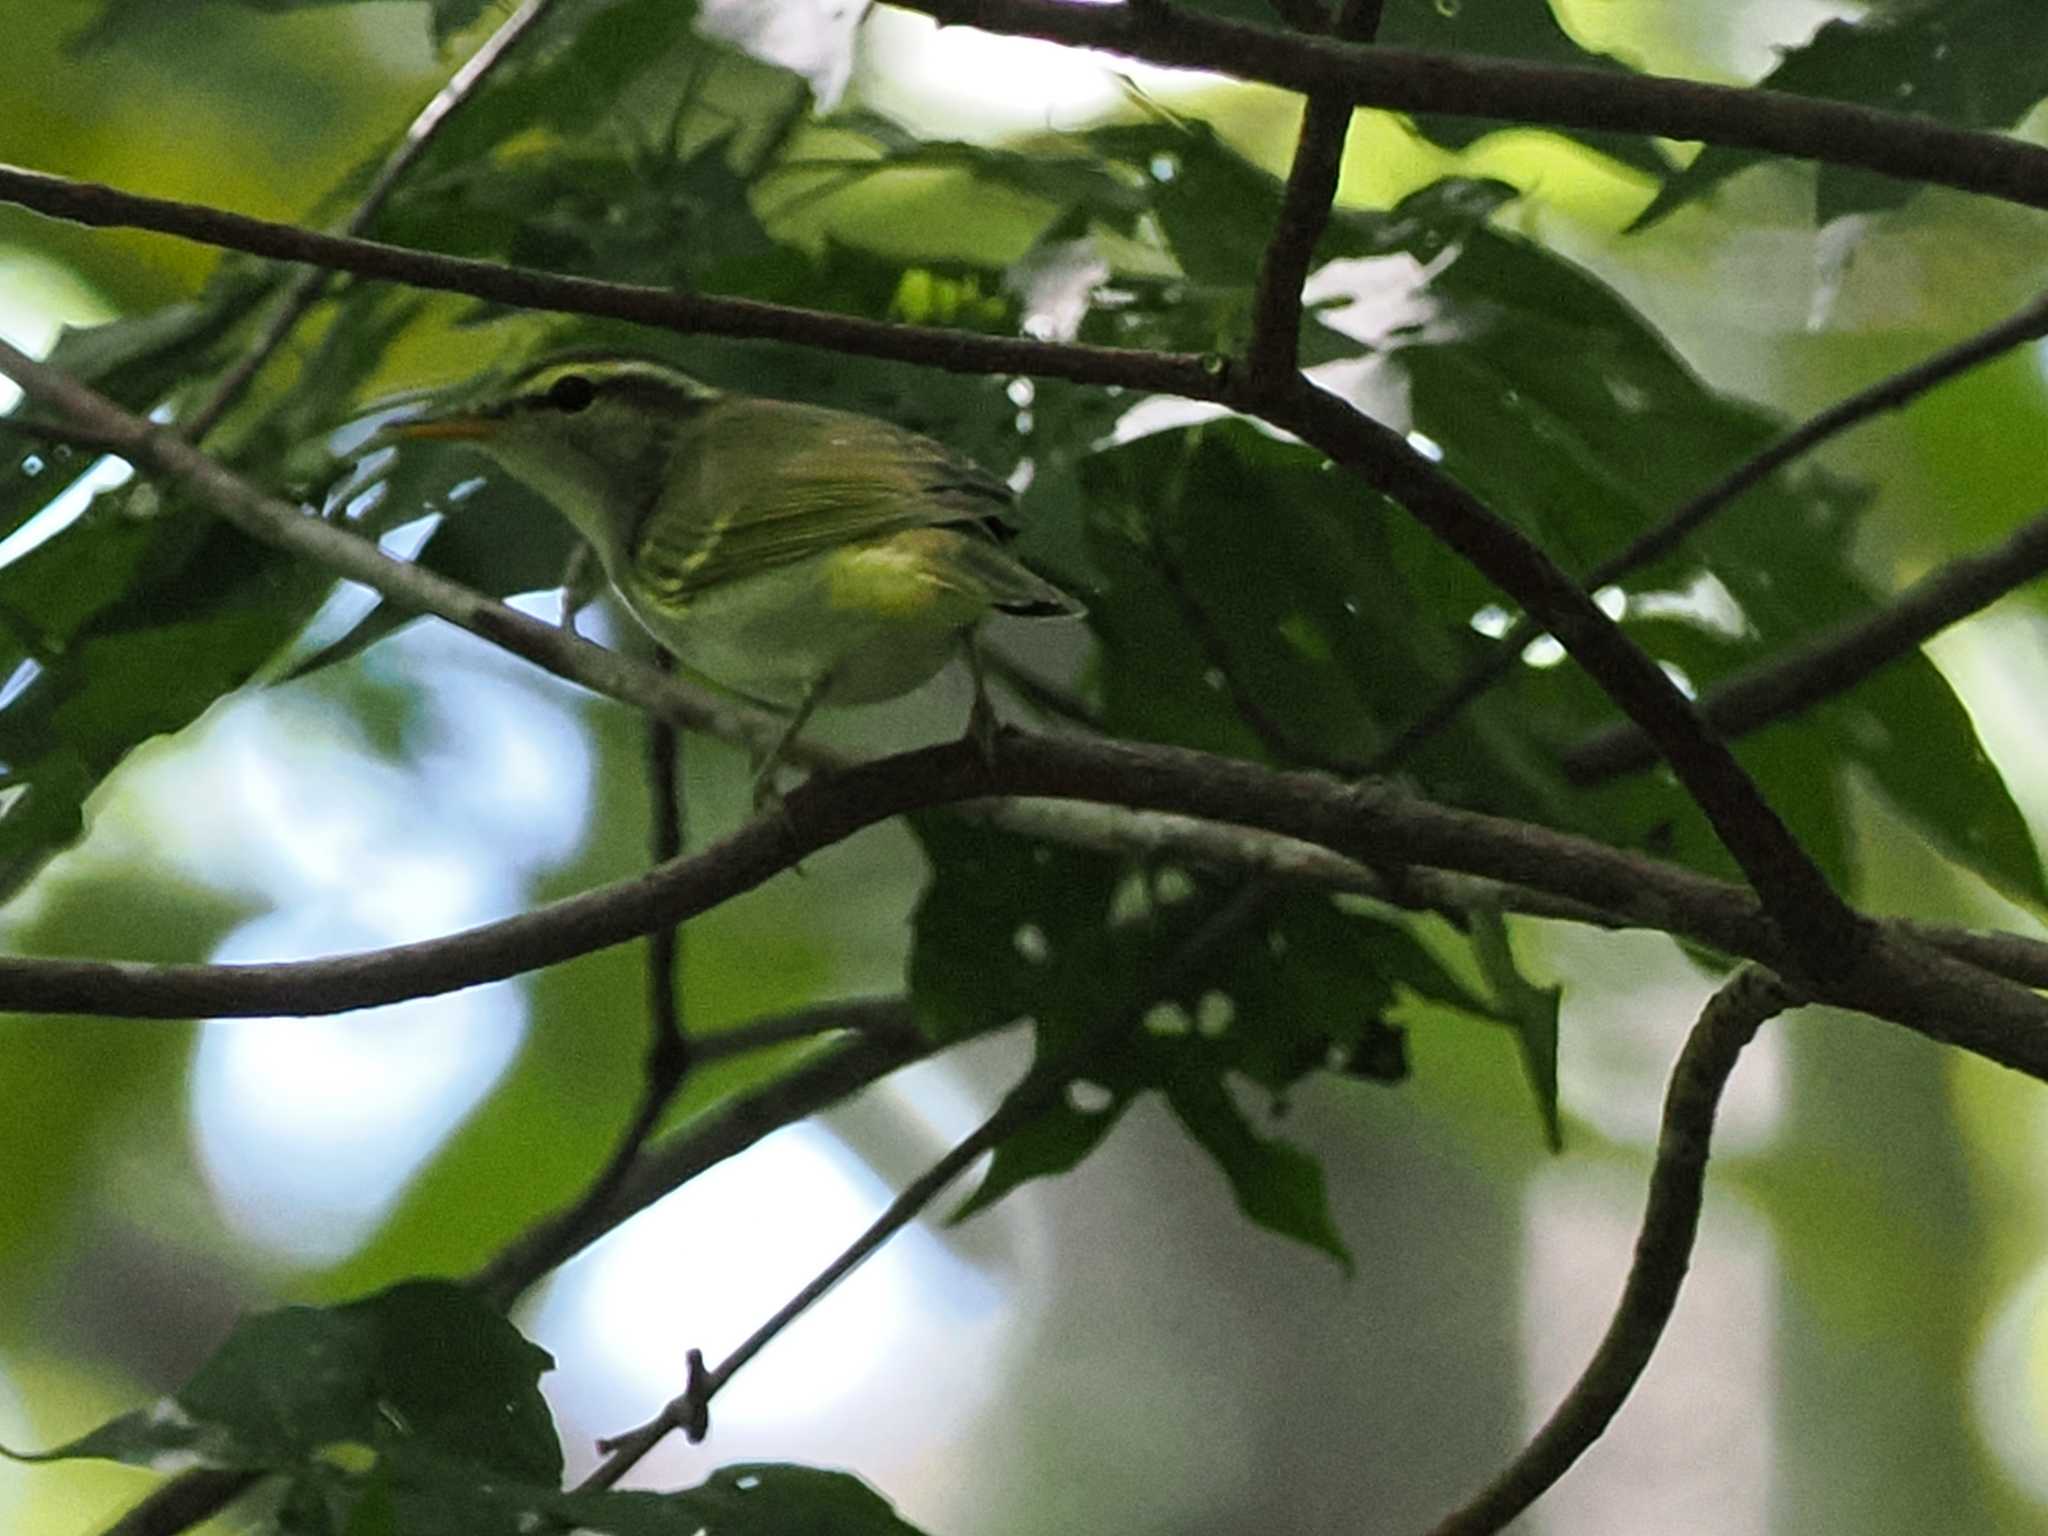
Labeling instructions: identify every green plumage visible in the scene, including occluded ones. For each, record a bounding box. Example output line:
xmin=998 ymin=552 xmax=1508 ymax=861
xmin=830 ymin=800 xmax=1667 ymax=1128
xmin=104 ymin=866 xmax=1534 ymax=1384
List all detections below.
xmin=399 ymin=355 xmax=1080 ymax=748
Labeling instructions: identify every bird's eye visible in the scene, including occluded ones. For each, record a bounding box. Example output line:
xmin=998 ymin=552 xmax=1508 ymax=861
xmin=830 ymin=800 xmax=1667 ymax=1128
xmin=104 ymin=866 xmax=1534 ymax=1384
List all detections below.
xmin=545 ymin=374 xmax=597 ymax=413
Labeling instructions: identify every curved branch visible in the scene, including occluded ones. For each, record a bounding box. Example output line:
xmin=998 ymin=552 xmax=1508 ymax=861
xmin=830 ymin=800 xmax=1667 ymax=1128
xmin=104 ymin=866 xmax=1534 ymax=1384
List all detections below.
xmin=1378 ymin=286 xmax=2048 ymax=770
xmin=1564 ymin=505 xmax=2048 ymax=782
xmin=1424 ymin=965 xmax=1793 ymax=1536
xmin=0 ymin=726 xmax=2043 ymax=1079
xmin=899 ymin=0 xmax=2048 ymax=213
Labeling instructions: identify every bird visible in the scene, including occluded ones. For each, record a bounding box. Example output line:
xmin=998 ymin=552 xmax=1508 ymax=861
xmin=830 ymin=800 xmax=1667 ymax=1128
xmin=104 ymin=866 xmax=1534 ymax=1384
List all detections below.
xmin=392 ymin=354 xmax=1081 ymax=797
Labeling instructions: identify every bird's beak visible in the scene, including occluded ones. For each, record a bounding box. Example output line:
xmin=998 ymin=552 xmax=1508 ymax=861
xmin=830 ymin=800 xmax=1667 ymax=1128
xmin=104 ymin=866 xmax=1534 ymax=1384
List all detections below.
xmin=390 ymin=414 xmax=496 ymax=443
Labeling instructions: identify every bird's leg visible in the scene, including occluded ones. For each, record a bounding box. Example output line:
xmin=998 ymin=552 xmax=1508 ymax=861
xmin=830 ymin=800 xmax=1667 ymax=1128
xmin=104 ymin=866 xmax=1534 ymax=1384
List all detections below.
xmin=750 ymin=670 xmax=833 ymax=814
xmin=963 ymin=631 xmax=999 ymax=766
xmin=558 ymin=541 xmax=601 ymax=636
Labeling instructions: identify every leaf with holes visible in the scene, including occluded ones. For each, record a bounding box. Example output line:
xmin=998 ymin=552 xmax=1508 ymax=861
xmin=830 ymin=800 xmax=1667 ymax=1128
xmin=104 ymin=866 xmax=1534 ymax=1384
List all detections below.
xmin=912 ymin=815 xmax=1504 ymax=1260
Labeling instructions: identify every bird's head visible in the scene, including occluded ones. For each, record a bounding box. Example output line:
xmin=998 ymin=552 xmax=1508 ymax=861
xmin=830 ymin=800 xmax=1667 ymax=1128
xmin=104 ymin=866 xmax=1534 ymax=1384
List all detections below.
xmin=387 ymin=355 xmax=722 ymax=540
xmin=394 ymin=354 xmax=721 ymax=471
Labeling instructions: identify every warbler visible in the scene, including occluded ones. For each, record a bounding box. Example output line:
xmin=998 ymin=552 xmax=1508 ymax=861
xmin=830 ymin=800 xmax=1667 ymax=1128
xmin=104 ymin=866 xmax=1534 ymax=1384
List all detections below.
xmin=393 ymin=355 xmax=1081 ymax=790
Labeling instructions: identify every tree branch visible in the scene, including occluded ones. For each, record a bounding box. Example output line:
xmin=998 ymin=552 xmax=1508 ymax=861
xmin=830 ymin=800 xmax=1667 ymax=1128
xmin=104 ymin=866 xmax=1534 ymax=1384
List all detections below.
xmin=1250 ymin=375 xmax=1868 ymax=987
xmin=0 ymin=723 xmax=2041 ymax=1080
xmin=581 ymin=1081 xmax=1037 ymax=1486
xmin=1423 ymin=965 xmax=1793 ymax=1536
xmin=1244 ymin=0 xmax=1386 ymax=390
xmin=1563 ymin=505 xmax=2048 ymax=783
xmin=898 ymin=0 xmax=2048 ymax=213
xmin=6 ymin=344 xmax=2044 ymax=1079
xmin=1377 ymin=285 xmax=2048 ymax=770
xmin=0 ymin=162 xmax=1219 ymax=398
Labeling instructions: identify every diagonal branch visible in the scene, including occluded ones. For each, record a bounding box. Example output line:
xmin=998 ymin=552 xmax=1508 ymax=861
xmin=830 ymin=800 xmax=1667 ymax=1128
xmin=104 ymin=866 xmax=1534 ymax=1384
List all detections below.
xmin=899 ymin=0 xmax=2048 ymax=213
xmin=1376 ymin=286 xmax=2048 ymax=770
xmin=472 ymin=1000 xmax=926 ymax=1309
xmin=1563 ymin=505 xmax=2048 ymax=783
xmin=579 ymin=1082 xmax=1041 ymax=1487
xmin=1250 ymin=375 xmax=1869 ymax=988
xmin=1423 ymin=964 xmax=1793 ymax=1536
xmin=0 ymin=334 xmax=782 ymax=752
xmin=0 ymin=161 xmax=1218 ymax=398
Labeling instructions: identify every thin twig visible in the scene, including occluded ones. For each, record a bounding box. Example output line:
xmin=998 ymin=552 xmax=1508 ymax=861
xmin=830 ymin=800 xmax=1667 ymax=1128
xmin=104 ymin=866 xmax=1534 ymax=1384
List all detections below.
xmin=579 ymin=1084 xmax=1042 ymax=1487
xmin=1423 ymin=965 xmax=1793 ymax=1536
xmin=896 ymin=0 xmax=2048 ymax=213
xmin=1377 ymin=287 xmax=2048 ymax=770
xmin=1245 ymin=0 xmax=1386 ymax=390
xmin=182 ymin=0 xmax=564 ymax=442
xmin=643 ymin=661 xmax=692 ymax=1083
xmin=1563 ymin=504 xmax=2048 ymax=783
xmin=472 ymin=1003 xmax=925 ymax=1308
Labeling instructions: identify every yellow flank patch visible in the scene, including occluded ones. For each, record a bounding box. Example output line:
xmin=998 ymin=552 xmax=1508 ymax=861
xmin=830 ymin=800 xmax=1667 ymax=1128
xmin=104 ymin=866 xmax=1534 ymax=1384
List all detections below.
xmin=824 ymin=532 xmax=960 ymax=621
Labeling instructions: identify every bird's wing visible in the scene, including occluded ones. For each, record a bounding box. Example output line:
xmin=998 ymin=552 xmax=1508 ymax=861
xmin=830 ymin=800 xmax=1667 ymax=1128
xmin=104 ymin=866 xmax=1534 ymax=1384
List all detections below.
xmin=632 ymin=398 xmax=1013 ymax=600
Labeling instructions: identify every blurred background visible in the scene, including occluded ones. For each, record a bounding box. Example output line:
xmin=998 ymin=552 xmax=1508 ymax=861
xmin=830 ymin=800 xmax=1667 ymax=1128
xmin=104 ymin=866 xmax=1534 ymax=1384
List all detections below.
xmin=4 ymin=1 xmax=2048 ymax=1532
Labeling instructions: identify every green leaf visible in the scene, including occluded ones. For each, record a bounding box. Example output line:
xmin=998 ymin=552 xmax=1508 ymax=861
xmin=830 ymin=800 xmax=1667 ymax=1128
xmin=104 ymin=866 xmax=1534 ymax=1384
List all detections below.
xmin=1631 ymin=0 xmax=2048 ymax=229
xmin=1466 ymin=905 xmax=1562 ymax=1151
xmin=1164 ymin=1072 xmax=1353 ymax=1269
xmin=16 ymin=1281 xmax=559 ymax=1481
xmin=911 ymin=816 xmax=1493 ymax=1260
xmin=949 ymin=1099 xmax=1127 ymax=1227
xmin=350 ymin=1456 xmax=934 ymax=1536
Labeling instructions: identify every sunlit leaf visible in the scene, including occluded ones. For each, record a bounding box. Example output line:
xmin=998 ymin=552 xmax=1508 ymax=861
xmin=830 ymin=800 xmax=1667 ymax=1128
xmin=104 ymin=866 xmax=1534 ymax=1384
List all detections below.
xmin=1631 ymin=0 xmax=2048 ymax=228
